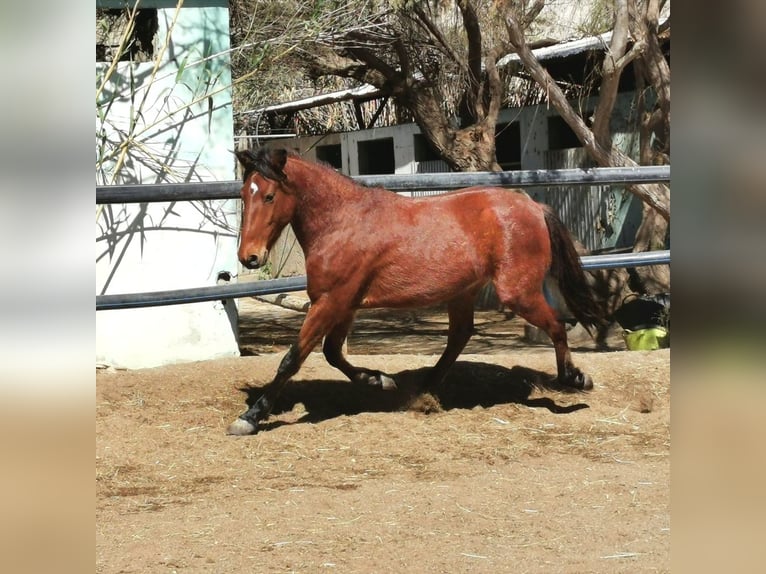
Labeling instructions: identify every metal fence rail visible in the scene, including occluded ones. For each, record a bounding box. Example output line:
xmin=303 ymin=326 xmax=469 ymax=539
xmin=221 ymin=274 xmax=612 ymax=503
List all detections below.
xmin=96 ymin=165 xmax=670 ymax=204
xmin=97 ymin=276 xmax=308 ymax=311
xmin=96 ymin=250 xmax=670 ymax=311
xmin=96 ymin=165 xmax=670 ymax=310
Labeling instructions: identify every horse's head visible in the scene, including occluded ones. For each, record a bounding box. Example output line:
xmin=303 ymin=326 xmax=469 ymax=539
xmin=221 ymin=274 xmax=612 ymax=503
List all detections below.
xmin=234 ymin=147 xmax=297 ymax=270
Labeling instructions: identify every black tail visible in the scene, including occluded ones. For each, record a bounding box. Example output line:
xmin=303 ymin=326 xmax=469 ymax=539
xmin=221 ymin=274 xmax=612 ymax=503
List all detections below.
xmin=543 ymin=206 xmax=604 ymax=334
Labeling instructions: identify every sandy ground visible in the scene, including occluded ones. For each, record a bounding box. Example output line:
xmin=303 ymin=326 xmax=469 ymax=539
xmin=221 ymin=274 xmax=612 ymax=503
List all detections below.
xmin=96 ymin=299 xmax=670 ymax=573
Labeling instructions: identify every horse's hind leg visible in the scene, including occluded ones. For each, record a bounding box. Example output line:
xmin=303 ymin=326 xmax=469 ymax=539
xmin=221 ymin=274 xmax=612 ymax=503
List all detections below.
xmin=498 ymin=286 xmax=592 ymax=390
xmin=323 ymin=312 xmax=397 ymax=390
xmin=423 ymin=293 xmax=476 ymax=388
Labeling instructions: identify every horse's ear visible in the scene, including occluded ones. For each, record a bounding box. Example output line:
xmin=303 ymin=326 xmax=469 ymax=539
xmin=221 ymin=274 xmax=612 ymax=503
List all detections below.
xmin=234 ymin=149 xmax=258 ymax=178
xmin=235 ymin=147 xmax=287 ymax=182
xmin=234 ymin=149 xmax=256 ymax=168
xmin=264 ymin=148 xmax=288 ymax=182
xmin=259 ymin=148 xmax=287 ymax=182
xmin=269 ymin=148 xmax=288 ymax=170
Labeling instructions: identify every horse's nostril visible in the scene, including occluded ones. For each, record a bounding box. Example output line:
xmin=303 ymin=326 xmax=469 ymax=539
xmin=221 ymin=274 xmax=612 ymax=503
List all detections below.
xmin=247 ymin=254 xmax=260 ymax=268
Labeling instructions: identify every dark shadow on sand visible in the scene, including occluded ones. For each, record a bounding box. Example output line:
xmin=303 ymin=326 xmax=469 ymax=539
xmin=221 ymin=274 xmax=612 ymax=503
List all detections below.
xmin=239 ymin=361 xmax=589 ymax=431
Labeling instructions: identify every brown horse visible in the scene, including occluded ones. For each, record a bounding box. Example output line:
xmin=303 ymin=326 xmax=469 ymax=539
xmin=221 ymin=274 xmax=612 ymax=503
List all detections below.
xmin=228 ymin=147 xmax=603 ymax=435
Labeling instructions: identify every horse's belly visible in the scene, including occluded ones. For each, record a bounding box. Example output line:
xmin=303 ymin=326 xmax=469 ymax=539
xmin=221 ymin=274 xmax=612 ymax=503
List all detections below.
xmin=354 ymin=198 xmax=504 ymax=308
xmin=359 ymin=267 xmax=487 ymax=308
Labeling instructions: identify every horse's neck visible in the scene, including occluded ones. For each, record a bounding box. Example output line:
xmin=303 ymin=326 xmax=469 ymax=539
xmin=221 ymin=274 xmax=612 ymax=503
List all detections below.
xmin=287 ymin=159 xmax=365 ymax=252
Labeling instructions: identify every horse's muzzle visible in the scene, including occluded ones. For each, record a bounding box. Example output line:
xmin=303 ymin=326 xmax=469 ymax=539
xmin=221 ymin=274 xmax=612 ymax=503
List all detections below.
xmin=243 ymin=254 xmax=263 ymax=269
xmin=239 ymin=241 xmax=270 ymax=269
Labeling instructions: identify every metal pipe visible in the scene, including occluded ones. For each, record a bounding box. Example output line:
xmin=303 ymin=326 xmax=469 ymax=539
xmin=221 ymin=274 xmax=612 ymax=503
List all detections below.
xmin=356 ymin=165 xmax=670 ymax=192
xmin=96 ymin=180 xmax=241 ymax=204
xmin=96 ymin=251 xmax=670 ymax=310
xmin=97 ymin=276 xmax=307 ymax=311
xmin=96 ymin=165 xmax=670 ymax=204
xmin=580 ymin=249 xmax=670 ymax=270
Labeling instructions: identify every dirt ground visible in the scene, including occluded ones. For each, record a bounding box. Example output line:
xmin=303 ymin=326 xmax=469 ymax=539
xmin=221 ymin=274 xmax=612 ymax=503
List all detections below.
xmin=96 ymin=298 xmax=670 ymax=573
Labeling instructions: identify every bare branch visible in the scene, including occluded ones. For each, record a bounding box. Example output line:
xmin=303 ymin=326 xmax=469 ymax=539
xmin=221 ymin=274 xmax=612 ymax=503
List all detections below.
xmin=592 ymin=0 xmax=631 ymax=146
xmin=504 ymin=10 xmax=669 ymax=221
xmin=392 ymin=36 xmax=411 ymax=78
xmin=482 ymin=48 xmax=503 ymax=124
xmin=305 ymin=46 xmax=391 ymax=90
xmin=456 ymin=0 xmax=483 ymax=95
xmin=411 ymin=5 xmax=463 ymax=66
xmin=521 ymin=0 xmax=546 ymax=28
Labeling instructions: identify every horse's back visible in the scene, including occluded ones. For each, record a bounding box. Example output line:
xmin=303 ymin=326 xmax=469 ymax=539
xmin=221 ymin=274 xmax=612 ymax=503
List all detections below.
xmin=408 ymin=186 xmax=545 ymax=237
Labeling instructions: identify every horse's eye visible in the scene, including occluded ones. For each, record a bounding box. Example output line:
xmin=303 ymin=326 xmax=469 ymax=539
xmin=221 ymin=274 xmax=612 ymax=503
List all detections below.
xmin=264 ymin=193 xmax=275 ymax=204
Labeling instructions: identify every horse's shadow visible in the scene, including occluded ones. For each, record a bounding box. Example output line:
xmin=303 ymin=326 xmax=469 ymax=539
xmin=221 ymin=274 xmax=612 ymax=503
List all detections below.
xmin=239 ymin=361 xmax=589 ymax=431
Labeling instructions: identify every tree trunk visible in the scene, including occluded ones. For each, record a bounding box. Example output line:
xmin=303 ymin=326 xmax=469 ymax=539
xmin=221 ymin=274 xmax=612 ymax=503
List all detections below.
xmin=306 ymin=4 xmax=506 ymax=174
xmin=402 ymin=74 xmax=502 ymax=172
xmin=504 ymin=5 xmax=670 ymax=310
xmin=633 ymin=0 xmax=671 ymax=163
xmin=448 ymin=124 xmax=503 ymax=172
xmin=504 ymin=11 xmax=670 ymax=222
xmin=632 ymin=202 xmax=670 ymax=291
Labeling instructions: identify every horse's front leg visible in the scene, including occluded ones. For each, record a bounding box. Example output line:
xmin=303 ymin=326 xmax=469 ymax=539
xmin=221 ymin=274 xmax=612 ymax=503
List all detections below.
xmin=227 ymin=297 xmax=338 ymax=435
xmin=322 ymin=312 xmax=397 ymax=390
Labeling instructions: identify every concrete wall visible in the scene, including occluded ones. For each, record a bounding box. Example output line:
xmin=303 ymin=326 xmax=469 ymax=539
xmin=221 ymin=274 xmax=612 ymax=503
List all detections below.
xmin=96 ymin=0 xmax=239 ymax=368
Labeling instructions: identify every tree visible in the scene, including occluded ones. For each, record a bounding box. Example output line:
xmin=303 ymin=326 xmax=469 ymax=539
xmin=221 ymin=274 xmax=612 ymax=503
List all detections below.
xmin=504 ymin=1 xmax=669 ymax=216
xmin=230 ymin=0 xmax=671 ymax=300
xmin=299 ymin=0 xmax=516 ymax=171
xmin=230 ymin=0 xmax=519 ymax=171
xmin=502 ymin=0 xmax=670 ymax=301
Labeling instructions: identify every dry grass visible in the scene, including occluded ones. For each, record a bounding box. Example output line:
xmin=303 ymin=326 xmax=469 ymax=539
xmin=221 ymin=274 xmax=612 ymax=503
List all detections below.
xmin=97 ymin=335 xmax=669 ymax=573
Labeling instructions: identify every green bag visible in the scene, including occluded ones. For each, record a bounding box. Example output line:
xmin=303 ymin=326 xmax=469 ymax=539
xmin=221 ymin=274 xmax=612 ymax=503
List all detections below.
xmin=623 ymin=327 xmax=669 ymax=351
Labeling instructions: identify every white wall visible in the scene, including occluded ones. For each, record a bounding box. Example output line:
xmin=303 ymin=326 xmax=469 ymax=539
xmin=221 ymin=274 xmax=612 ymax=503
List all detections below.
xmin=96 ymin=1 xmax=239 ymax=369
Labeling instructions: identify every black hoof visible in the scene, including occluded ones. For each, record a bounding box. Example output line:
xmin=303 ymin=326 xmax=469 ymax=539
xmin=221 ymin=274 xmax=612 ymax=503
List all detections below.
xmin=227 ymin=417 xmax=257 ymax=435
xmin=227 ymin=395 xmax=271 ymax=435
xmin=353 ymin=371 xmax=397 ymax=390
xmin=564 ymin=371 xmax=593 ymax=391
